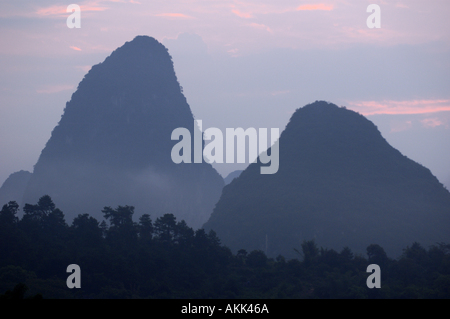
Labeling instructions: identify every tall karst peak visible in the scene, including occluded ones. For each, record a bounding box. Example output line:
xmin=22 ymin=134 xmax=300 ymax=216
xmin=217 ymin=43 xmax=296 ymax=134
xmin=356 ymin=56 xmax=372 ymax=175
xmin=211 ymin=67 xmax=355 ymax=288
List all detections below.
xmin=203 ymin=101 xmax=450 ymax=258
xmin=20 ymin=36 xmax=224 ymax=228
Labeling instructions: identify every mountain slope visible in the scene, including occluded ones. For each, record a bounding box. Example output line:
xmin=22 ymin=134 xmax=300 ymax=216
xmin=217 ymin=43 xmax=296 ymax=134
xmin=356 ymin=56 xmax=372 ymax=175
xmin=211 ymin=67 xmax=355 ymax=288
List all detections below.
xmin=0 ymin=171 xmax=32 ymax=206
xmin=21 ymin=36 xmax=224 ymax=228
xmin=223 ymin=170 xmax=243 ymax=185
xmin=203 ymin=101 xmax=450 ymax=258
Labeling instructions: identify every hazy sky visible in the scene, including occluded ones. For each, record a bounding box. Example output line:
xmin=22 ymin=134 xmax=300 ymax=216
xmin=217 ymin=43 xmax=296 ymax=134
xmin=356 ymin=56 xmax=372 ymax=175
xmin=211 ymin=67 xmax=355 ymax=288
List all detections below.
xmin=0 ymin=0 xmax=449 ymax=187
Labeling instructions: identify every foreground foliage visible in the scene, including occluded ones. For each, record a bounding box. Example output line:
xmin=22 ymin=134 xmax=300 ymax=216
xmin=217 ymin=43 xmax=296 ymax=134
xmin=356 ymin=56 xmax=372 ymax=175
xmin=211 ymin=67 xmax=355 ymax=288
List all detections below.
xmin=1 ymin=196 xmax=449 ymax=299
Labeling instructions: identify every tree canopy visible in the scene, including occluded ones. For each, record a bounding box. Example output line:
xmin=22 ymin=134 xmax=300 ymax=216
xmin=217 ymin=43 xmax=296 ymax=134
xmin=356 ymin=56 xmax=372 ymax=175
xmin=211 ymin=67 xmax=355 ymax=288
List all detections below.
xmin=1 ymin=196 xmax=449 ymax=299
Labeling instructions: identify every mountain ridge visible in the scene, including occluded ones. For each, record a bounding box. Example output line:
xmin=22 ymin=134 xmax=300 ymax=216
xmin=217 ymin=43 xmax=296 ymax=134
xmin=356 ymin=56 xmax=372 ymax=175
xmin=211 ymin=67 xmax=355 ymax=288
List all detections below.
xmin=203 ymin=101 xmax=450 ymax=258
xmin=19 ymin=35 xmax=224 ymax=228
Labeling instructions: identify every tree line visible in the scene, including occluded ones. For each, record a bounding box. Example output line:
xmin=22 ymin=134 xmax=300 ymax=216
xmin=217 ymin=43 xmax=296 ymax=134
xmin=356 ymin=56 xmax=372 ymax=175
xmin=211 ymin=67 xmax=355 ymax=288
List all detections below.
xmin=1 ymin=195 xmax=449 ymax=299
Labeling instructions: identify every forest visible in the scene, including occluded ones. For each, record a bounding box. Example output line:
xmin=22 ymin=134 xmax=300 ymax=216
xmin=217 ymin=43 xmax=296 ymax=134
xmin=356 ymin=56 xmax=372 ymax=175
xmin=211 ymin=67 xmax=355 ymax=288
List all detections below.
xmin=1 ymin=195 xmax=449 ymax=299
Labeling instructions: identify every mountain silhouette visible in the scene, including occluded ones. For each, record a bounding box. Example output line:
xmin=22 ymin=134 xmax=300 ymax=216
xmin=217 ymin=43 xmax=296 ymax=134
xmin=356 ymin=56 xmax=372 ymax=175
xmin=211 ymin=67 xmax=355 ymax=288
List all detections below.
xmin=444 ymin=175 xmax=450 ymax=192
xmin=0 ymin=171 xmax=32 ymax=207
xmin=20 ymin=36 xmax=224 ymax=228
xmin=203 ymin=101 xmax=450 ymax=258
xmin=223 ymin=170 xmax=243 ymax=185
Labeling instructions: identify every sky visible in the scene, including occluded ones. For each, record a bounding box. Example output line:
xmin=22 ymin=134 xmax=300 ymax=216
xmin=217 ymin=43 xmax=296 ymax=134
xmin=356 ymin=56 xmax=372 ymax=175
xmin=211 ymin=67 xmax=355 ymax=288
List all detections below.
xmin=0 ymin=0 xmax=449 ymax=188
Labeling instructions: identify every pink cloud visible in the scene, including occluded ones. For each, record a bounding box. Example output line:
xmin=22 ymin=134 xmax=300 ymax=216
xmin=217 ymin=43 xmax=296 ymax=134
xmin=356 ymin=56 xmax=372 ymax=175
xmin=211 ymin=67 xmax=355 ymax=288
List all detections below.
xmin=249 ymin=23 xmax=273 ymax=34
xmin=396 ymin=3 xmax=409 ymax=9
xmin=70 ymin=46 xmax=82 ymax=51
xmin=227 ymin=3 xmax=293 ymax=18
xmin=296 ymin=4 xmax=333 ymax=11
xmin=421 ymin=118 xmax=445 ymax=128
xmin=36 ymin=4 xmax=107 ymax=16
xmin=232 ymin=9 xmax=253 ymax=19
xmin=35 ymin=5 xmax=67 ymax=16
xmin=154 ymin=13 xmax=194 ymax=19
xmin=36 ymin=84 xmax=75 ymax=94
xmin=347 ymin=100 xmax=450 ymax=116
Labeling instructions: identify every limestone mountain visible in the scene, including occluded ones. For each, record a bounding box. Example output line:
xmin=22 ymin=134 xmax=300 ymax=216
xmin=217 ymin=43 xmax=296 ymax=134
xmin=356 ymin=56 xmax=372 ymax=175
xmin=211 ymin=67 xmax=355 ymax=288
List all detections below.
xmin=203 ymin=101 xmax=450 ymax=258
xmin=21 ymin=36 xmax=224 ymax=228
xmin=0 ymin=171 xmax=32 ymax=207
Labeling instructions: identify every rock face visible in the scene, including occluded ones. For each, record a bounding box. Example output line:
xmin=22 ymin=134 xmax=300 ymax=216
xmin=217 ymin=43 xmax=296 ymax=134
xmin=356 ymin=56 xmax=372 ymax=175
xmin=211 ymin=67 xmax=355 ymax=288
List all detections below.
xmin=203 ymin=101 xmax=450 ymax=258
xmin=21 ymin=36 xmax=224 ymax=228
xmin=0 ymin=171 xmax=32 ymax=207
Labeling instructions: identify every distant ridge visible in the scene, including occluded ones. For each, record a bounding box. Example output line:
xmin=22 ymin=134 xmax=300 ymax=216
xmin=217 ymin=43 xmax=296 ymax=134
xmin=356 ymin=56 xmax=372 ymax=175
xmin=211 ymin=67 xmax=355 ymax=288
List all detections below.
xmin=203 ymin=101 xmax=450 ymax=258
xmin=18 ymin=36 xmax=224 ymax=228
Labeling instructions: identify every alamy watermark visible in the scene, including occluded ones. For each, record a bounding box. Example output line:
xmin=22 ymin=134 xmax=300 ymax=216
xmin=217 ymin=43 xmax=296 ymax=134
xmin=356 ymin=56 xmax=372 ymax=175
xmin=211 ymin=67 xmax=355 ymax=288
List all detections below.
xmin=65 ymin=263 xmax=379 ymax=290
xmin=366 ymin=264 xmax=381 ymax=288
xmin=66 ymin=264 xmax=81 ymax=288
xmin=67 ymin=4 xmax=81 ymax=29
xmin=367 ymin=4 xmax=381 ymax=29
xmin=171 ymin=120 xmax=280 ymax=174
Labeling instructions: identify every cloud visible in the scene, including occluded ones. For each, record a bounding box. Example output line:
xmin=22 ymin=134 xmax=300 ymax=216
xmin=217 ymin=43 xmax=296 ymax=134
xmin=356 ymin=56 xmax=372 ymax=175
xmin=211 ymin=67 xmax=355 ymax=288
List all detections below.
xmin=296 ymin=4 xmax=333 ymax=11
xmin=36 ymin=3 xmax=108 ymax=16
xmin=232 ymin=9 xmax=253 ymax=19
xmin=154 ymin=13 xmax=194 ymax=19
xmin=249 ymin=23 xmax=273 ymax=34
xmin=385 ymin=115 xmax=449 ymax=133
xmin=226 ymin=48 xmax=240 ymax=57
xmin=35 ymin=5 xmax=67 ymax=16
xmin=390 ymin=120 xmax=412 ymax=133
xmin=420 ymin=118 xmax=446 ymax=128
xmin=347 ymin=100 xmax=450 ymax=116
xmin=70 ymin=46 xmax=82 ymax=51
xmin=395 ymin=3 xmax=409 ymax=9
xmin=36 ymin=84 xmax=75 ymax=94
